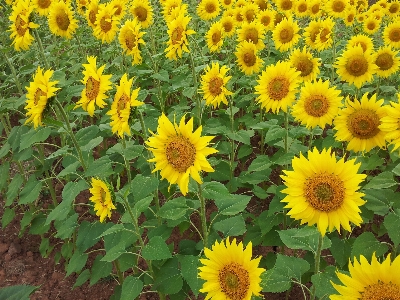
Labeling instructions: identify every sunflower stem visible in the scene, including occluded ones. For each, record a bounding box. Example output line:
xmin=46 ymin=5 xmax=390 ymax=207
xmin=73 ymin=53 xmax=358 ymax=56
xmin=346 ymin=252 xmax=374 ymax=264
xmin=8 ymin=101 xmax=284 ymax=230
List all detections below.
xmin=113 ymin=260 xmax=124 ymax=284
xmin=3 ymin=51 xmax=24 ymax=95
xmin=331 ymin=29 xmax=336 ymax=84
xmin=33 ymin=29 xmax=50 ymax=70
xmin=37 ymin=144 xmax=58 ymax=207
xmin=53 ymin=98 xmax=87 ymax=172
xmin=310 ymin=233 xmax=323 ymax=300
xmin=198 ymin=182 xmax=209 ymax=247
xmin=376 ymin=77 xmax=381 ymax=98
xmin=260 ymin=109 xmax=265 ymax=154
xmin=229 ymin=96 xmax=235 ymax=192
xmin=121 ymin=137 xmax=132 ymax=183
xmin=189 ymin=50 xmax=201 ymax=126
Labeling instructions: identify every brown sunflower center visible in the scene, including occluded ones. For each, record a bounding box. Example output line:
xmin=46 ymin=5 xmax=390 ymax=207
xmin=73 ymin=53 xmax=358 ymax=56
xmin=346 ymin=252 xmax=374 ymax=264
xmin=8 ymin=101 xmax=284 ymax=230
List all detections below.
xmin=235 ymin=11 xmax=244 ymax=22
xmin=85 ymin=76 xmax=100 ymax=101
xmin=15 ymin=15 xmax=27 ymax=36
xmin=389 ymin=3 xmax=400 ymax=14
xmin=347 ymin=14 xmax=354 ymax=23
xmin=347 ymin=109 xmax=381 ymax=139
xmin=281 ymin=0 xmax=292 ymax=10
xmin=268 ymin=77 xmax=289 ymax=101
xmin=100 ymin=15 xmax=112 ymax=32
xmin=310 ymin=26 xmax=322 ymax=43
xmin=212 ymin=31 xmax=221 ymax=44
xmin=134 ymin=6 xmax=148 ymax=21
xmin=113 ymin=4 xmax=122 ymax=16
xmin=304 ymin=95 xmax=330 ymax=117
xmin=274 ymin=13 xmax=284 ymax=26
xmin=89 ymin=9 xmax=98 ymax=25
xmin=279 ymin=27 xmax=294 ymax=43
xmin=224 ymin=0 xmax=232 ymax=5
xmin=205 ymin=2 xmax=216 ymax=13
xmin=376 ymin=53 xmax=394 ymax=71
xmin=165 ymin=136 xmax=196 ymax=173
xmin=99 ymin=187 xmax=107 ymax=204
xmin=171 ymin=26 xmax=184 ymax=44
xmin=208 ymin=77 xmax=223 ymax=96
xmin=125 ymin=31 xmax=137 ymax=50
xmin=319 ymin=28 xmax=330 ymax=43
xmin=360 ymin=281 xmax=400 ymax=300
xmin=354 ymin=42 xmax=367 ymax=52
xmin=332 ymin=0 xmax=345 ymax=12
xmin=56 ymin=10 xmax=70 ymax=31
xmin=258 ymin=0 xmax=268 ymax=10
xmin=298 ymin=3 xmax=307 ymax=12
xmin=367 ymin=21 xmax=376 ymax=30
xmin=218 ymin=263 xmax=250 ymax=300
xmin=260 ymin=15 xmax=271 ymax=27
xmin=345 ymin=54 xmax=368 ymax=77
xmin=311 ymin=3 xmax=320 ymax=14
xmin=245 ymin=28 xmax=259 ymax=44
xmin=223 ymin=20 xmax=233 ymax=32
xmin=243 ymin=51 xmax=256 ymax=66
xmin=34 ymin=88 xmax=46 ymax=105
xmin=389 ymin=28 xmax=400 ymax=42
xmin=117 ymin=94 xmax=130 ymax=116
xmin=245 ymin=9 xmax=256 ymax=22
xmin=296 ymin=58 xmax=314 ymax=77
xmin=305 ymin=173 xmax=345 ymax=212
xmin=38 ymin=0 xmax=51 ymax=9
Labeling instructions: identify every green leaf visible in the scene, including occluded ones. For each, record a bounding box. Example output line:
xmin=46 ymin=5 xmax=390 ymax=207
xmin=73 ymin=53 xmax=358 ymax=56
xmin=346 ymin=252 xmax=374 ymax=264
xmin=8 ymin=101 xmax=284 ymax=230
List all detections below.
xmin=121 ymin=276 xmax=143 ymax=300
xmin=257 ymin=211 xmax=280 ymax=236
xmin=90 ymin=255 xmax=113 ymax=285
xmin=76 ymin=125 xmax=99 ymax=146
xmin=130 ymin=175 xmax=159 ymax=201
xmin=106 ymin=142 xmax=143 ymax=161
xmin=213 ymin=215 xmax=246 ymax=236
xmin=215 ymin=194 xmax=251 ymax=216
xmin=142 ymin=236 xmax=172 ymax=260
xmin=131 ymin=196 xmax=153 ymax=219
xmin=265 ymin=126 xmax=286 ymax=143
xmin=384 ymin=210 xmax=400 ymax=246
xmin=311 ymin=266 xmax=341 ymax=299
xmin=151 ymin=69 xmax=170 ymax=82
xmin=330 ymin=236 xmax=353 ymax=267
xmin=225 ymin=130 xmax=254 ymax=145
xmin=182 ymin=87 xmax=197 ymax=99
xmin=29 ymin=214 xmax=50 ymax=235
xmin=392 ymin=162 xmax=400 ymax=176
xmin=153 ymin=257 xmax=183 ymax=295
xmin=178 ymin=255 xmax=203 ymax=297
xmin=97 ymin=224 xmax=126 ymax=238
xmin=54 ymin=213 xmax=78 ymax=239
xmin=46 ymin=180 xmax=88 ymax=225
xmin=0 ymin=285 xmax=39 ymax=300
xmin=0 ymin=142 xmax=10 ymax=159
xmin=20 ymin=127 xmax=51 ymax=150
xmin=202 ymin=181 xmax=231 ymax=200
xmin=73 ymin=269 xmax=91 ymax=288
xmin=101 ymin=242 xmax=126 ymax=262
xmin=58 ymin=161 xmax=80 ymax=177
xmin=159 ymin=197 xmax=189 ymax=220
xmin=278 ymin=227 xmax=331 ymax=253
xmin=2 ymin=207 xmax=15 ymax=229
xmin=0 ymin=162 xmax=10 ymax=193
xmin=19 ymin=176 xmax=42 ymax=205
xmin=237 ymin=144 xmax=252 ymax=159
xmin=76 ymin=221 xmax=110 ymax=252
xmin=6 ymin=173 xmax=24 ymax=206
xmin=246 ymin=155 xmax=272 ymax=173
xmin=363 ymin=171 xmax=397 ymax=189
xmin=85 ymin=156 xmax=113 ymax=177
xmin=363 ymin=189 xmax=393 ymax=216
xmin=66 ymin=251 xmax=88 ymax=276
xmin=351 ymin=232 xmax=388 ymax=259
xmin=80 ymin=136 xmax=103 ymax=152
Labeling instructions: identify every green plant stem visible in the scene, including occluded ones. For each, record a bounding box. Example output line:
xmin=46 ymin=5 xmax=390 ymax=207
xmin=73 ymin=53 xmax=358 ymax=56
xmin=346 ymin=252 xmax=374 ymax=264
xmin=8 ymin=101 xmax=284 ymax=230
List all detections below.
xmin=229 ymin=97 xmax=235 ymax=192
xmin=3 ymin=51 xmax=24 ymax=95
xmin=37 ymin=144 xmax=58 ymax=206
xmin=260 ymin=109 xmax=265 ymax=154
xmin=114 ymin=260 xmax=124 ymax=284
xmin=53 ymin=98 xmax=87 ymax=172
xmin=33 ymin=29 xmax=50 ymax=70
xmin=284 ymin=111 xmax=289 ymax=154
xmin=376 ymin=77 xmax=381 ymax=98
xmin=310 ymin=233 xmax=323 ymax=300
xmin=121 ymin=137 xmax=132 ymax=183
xmin=331 ymin=31 xmax=336 ymax=84
xmin=189 ymin=50 xmax=201 ymax=126
xmin=197 ymin=182 xmax=208 ymax=247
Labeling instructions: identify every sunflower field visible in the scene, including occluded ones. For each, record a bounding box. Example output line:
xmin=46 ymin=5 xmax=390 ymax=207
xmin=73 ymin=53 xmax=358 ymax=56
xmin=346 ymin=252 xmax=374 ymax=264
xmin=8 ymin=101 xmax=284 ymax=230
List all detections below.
xmin=2 ymin=0 xmax=400 ymax=298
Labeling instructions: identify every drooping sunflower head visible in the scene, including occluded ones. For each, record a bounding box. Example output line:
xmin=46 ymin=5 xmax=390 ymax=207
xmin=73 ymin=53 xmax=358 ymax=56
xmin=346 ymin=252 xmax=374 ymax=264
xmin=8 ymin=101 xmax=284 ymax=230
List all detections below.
xmin=93 ymin=2 xmax=120 ymax=43
xmin=289 ymin=47 xmax=321 ymax=82
xmin=281 ymin=147 xmax=367 ymax=236
xmin=197 ymin=0 xmax=220 ymax=20
xmin=334 ymin=93 xmax=388 ymax=152
xmin=118 ymin=19 xmax=145 ymax=65
xmin=383 ymin=22 xmax=400 ymax=48
xmin=314 ymin=17 xmax=335 ymax=51
xmin=237 ymin=21 xmax=265 ymax=50
xmin=291 ymin=79 xmax=343 ymax=129
xmin=25 ymin=66 xmax=60 ymax=129
xmin=272 ymin=16 xmax=300 ymax=52
xmin=374 ymin=46 xmax=400 ymax=78
xmin=304 ymin=19 xmax=323 ymax=49
xmin=48 ymin=1 xmax=78 ymax=39
xmin=255 ymin=60 xmax=301 ymax=113
xmin=346 ymin=34 xmax=374 ymax=53
xmin=146 ymin=114 xmax=218 ymax=195
xmin=331 ymin=253 xmax=400 ymax=300
xmin=199 ymin=62 xmax=233 ymax=108
xmin=198 ymin=238 xmax=265 ymax=300
xmin=206 ymin=21 xmax=225 ymax=53
xmin=86 ymin=0 xmax=99 ymax=29
xmin=89 ymin=178 xmax=116 ymax=223
xmin=165 ymin=13 xmax=195 ymax=60
xmin=235 ymin=40 xmax=263 ymax=75
xmin=379 ymin=98 xmax=400 ymax=152
xmin=129 ymin=0 xmax=153 ymax=27
xmin=335 ymin=44 xmax=377 ymax=88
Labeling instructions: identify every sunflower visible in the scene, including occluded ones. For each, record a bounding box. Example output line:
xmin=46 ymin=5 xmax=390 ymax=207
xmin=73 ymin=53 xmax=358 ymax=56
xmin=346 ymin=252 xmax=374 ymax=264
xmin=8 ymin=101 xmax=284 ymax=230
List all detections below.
xmin=257 ymin=9 xmax=274 ymax=31
xmin=198 ymin=238 xmax=265 ymax=300
xmin=363 ymin=16 xmax=380 ymax=35
xmin=48 ymin=1 xmax=78 ymax=39
xmin=309 ymin=0 xmax=322 ymax=18
xmin=75 ymin=0 xmax=89 ymax=16
xmin=119 ymin=19 xmax=145 ymax=65
xmin=122 ymin=0 xmax=141 ymax=18
xmin=220 ymin=15 xmax=236 ymax=37
xmin=235 ymin=40 xmax=263 ymax=75
xmin=25 ymin=66 xmax=60 ymax=129
xmin=235 ymin=0 xmax=246 ymax=8
xmin=206 ymin=22 xmax=224 ymax=53
xmin=199 ymin=62 xmax=233 ymax=108
xmin=93 ymin=3 xmax=120 ymax=43
xmin=166 ymin=3 xmax=188 ymax=23
xmin=289 ymin=47 xmax=321 ymax=82
xmin=146 ymin=114 xmax=218 ymax=196
xmin=272 ymin=16 xmax=300 ymax=52
xmin=242 ymin=2 xmax=259 ymax=23
xmin=346 ymin=34 xmax=374 ymax=53
xmin=89 ymin=178 xmax=116 ymax=223
xmin=379 ymin=98 xmax=400 ymax=151
xmin=304 ymin=19 xmax=323 ymax=49
xmin=233 ymin=6 xmax=245 ymax=25
xmin=324 ymin=0 xmax=348 ymax=18
xmin=331 ymin=253 xmax=400 ymax=300
xmin=333 ymin=93 xmax=387 ymax=152
xmin=197 ymin=0 xmax=220 ymax=20
xmin=276 ymin=0 xmax=294 ymax=13
xmin=294 ymin=0 xmax=309 ymax=17
xmin=86 ymin=0 xmax=99 ymax=29
xmin=335 ymin=45 xmax=377 ymax=88
xmin=75 ymin=56 xmax=112 ymax=117
xmin=374 ymin=46 xmax=400 ymax=78
xmin=110 ymin=0 xmax=127 ymax=19
xmin=291 ymin=79 xmax=342 ymax=129
xmin=165 ymin=13 xmax=195 ymax=60
xmin=237 ymin=21 xmax=265 ymax=50
xmin=8 ymin=0 xmax=38 ymax=51
xmin=220 ymin=0 xmax=234 ymax=9
xmin=34 ymin=0 xmax=52 ymax=16
xmin=163 ymin=0 xmax=182 ymax=20
xmin=255 ymin=0 xmax=268 ymax=11
xmin=343 ymin=6 xmax=356 ymax=26
xmin=107 ymin=74 xmax=143 ymax=137
xmin=281 ymin=147 xmax=366 ymax=236
xmin=314 ymin=17 xmax=335 ymax=51
xmin=356 ymin=13 xmax=366 ymax=23
xmin=255 ymin=61 xmax=301 ymax=114
xmin=388 ymin=0 xmax=400 ymax=17
xmin=383 ymin=22 xmax=400 ymax=48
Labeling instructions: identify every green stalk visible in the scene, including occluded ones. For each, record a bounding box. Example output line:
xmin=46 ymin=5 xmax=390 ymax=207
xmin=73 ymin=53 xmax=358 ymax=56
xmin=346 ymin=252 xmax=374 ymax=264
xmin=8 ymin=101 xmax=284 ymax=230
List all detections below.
xmin=121 ymin=137 xmax=132 ymax=183
xmin=113 ymin=260 xmax=124 ymax=284
xmin=197 ymin=182 xmax=208 ymax=247
xmin=260 ymin=109 xmax=265 ymax=154
xmin=229 ymin=96 xmax=235 ymax=192
xmin=310 ymin=233 xmax=323 ymax=300
xmin=376 ymin=77 xmax=381 ymax=98
xmin=331 ymin=29 xmax=336 ymax=84
xmin=53 ymin=98 xmax=87 ymax=172
xmin=33 ymin=29 xmax=50 ymax=70
xmin=284 ymin=111 xmax=289 ymax=154
xmin=189 ymin=50 xmax=201 ymax=126
xmin=37 ymin=144 xmax=58 ymax=206
xmin=3 ymin=51 xmax=23 ymax=95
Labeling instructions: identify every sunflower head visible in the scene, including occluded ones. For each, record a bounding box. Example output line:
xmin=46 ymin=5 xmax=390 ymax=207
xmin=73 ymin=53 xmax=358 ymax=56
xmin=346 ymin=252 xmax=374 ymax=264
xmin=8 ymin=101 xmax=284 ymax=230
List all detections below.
xmin=48 ymin=1 xmax=78 ymax=39
xmin=289 ymin=47 xmax=321 ymax=82
xmin=235 ymin=40 xmax=263 ymax=75
xmin=272 ymin=16 xmax=300 ymax=52
xmin=374 ymin=46 xmax=400 ymax=78
xmin=197 ymin=0 xmax=220 ymax=20
xmin=89 ymin=178 xmax=116 ymax=223
xmin=383 ymin=22 xmax=400 ymax=48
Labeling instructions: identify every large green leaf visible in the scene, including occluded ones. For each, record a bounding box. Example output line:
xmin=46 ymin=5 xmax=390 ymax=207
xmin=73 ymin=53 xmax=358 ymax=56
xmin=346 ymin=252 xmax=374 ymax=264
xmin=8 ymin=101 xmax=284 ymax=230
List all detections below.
xmin=330 ymin=236 xmax=353 ymax=267
xmin=19 ymin=176 xmax=42 ymax=205
xmin=351 ymin=232 xmax=388 ymax=259
xmin=6 ymin=173 xmax=23 ymax=206
xmin=215 ymin=194 xmax=251 ymax=216
xmin=85 ymin=156 xmax=113 ymax=177
xmin=202 ymin=181 xmax=231 ymax=200
xmin=19 ymin=127 xmax=51 ymax=150
xmin=130 ymin=175 xmax=159 ymax=201
xmin=0 ymin=162 xmax=10 ymax=193
xmin=158 ymin=197 xmax=189 ymax=220
xmin=213 ymin=215 xmax=246 ymax=236
xmin=363 ymin=171 xmax=397 ymax=189
xmin=311 ymin=266 xmax=341 ymax=300
xmin=384 ymin=210 xmax=400 ymax=246
xmin=121 ymin=276 xmax=143 ymax=300
xmin=76 ymin=221 xmax=111 ymax=252
xmin=0 ymin=285 xmax=39 ymax=300
xmin=178 ymin=255 xmax=203 ymax=297
xmin=66 ymin=251 xmax=88 ymax=276
xmin=153 ymin=257 xmax=183 ymax=295
xmin=142 ymin=236 xmax=172 ymax=260
xmin=90 ymin=255 xmax=113 ymax=285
